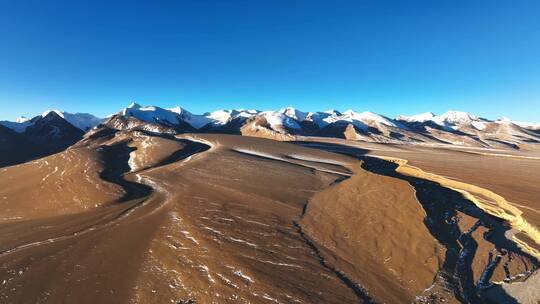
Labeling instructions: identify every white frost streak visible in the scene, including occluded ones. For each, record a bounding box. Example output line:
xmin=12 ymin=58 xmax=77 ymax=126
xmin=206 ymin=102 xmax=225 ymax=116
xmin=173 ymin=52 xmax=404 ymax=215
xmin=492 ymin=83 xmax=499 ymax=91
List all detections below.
xmin=262 ymin=294 xmax=283 ymax=304
xmin=232 ymin=269 xmax=254 ymax=283
xmin=257 ymin=259 xmax=302 ymax=268
xmin=198 ymin=265 xmax=215 ymax=283
xmin=201 ymin=225 xmax=223 ymax=235
xmin=181 ymin=231 xmax=200 ymax=245
xmin=233 ymin=148 xmax=351 ymax=176
xmin=41 ymin=166 xmax=58 ymax=182
xmin=229 ymin=236 xmax=258 ymax=248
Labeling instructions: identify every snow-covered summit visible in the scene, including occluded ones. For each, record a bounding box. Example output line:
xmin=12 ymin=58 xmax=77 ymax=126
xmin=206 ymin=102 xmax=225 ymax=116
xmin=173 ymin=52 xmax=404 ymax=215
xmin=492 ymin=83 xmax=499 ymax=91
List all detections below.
xmin=313 ymin=110 xmax=402 ymax=130
xmin=513 ymin=121 xmax=540 ymax=130
xmin=3 ymin=103 xmax=539 ymax=147
xmin=0 ymin=110 xmax=102 ymax=132
xmin=395 ymin=112 xmax=435 ymax=123
xmin=121 ymin=103 xmax=185 ymax=126
xmin=396 ymin=110 xmax=490 ymax=130
xmin=0 ymin=120 xmax=33 ymax=133
xmin=207 ymin=109 xmax=257 ymax=125
xmin=117 ymin=103 xmax=261 ymax=129
xmin=60 ymin=113 xmax=103 ymax=131
xmin=279 ymin=107 xmax=308 ymax=121
xmin=259 ymin=111 xmax=301 ymax=130
xmin=432 ymin=111 xmax=481 ymax=126
xmin=345 ymin=110 xmax=400 ymax=127
xmin=305 ymin=110 xmax=341 ymax=128
xmin=42 ymin=109 xmax=64 ymax=118
xmin=16 ymin=116 xmax=30 ymax=123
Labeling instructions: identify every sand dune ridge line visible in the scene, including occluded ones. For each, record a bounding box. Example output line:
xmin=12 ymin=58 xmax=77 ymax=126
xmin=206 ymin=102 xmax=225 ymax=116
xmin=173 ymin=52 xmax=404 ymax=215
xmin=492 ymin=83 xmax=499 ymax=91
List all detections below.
xmin=374 ymin=155 xmax=540 ymax=259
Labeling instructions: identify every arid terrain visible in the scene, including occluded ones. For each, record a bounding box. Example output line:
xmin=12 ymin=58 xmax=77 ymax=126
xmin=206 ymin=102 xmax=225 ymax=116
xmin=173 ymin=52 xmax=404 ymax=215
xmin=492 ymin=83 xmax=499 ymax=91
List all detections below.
xmin=0 ymin=106 xmax=539 ymax=304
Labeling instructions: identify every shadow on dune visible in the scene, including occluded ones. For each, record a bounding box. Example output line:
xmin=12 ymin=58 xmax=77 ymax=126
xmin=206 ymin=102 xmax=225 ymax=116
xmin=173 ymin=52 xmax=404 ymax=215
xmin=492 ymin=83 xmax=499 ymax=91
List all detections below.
xmin=98 ymin=142 xmax=152 ymax=202
xmin=97 ymin=133 xmax=211 ymax=203
xmin=291 ymin=141 xmax=370 ymax=156
xmin=292 ymin=140 xmax=536 ymax=304
xmin=155 ymin=138 xmax=210 ymax=168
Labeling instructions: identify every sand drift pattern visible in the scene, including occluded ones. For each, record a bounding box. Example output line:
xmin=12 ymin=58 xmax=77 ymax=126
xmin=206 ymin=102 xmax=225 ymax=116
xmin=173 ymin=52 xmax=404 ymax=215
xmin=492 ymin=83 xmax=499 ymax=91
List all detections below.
xmin=0 ymin=130 xmax=538 ymax=303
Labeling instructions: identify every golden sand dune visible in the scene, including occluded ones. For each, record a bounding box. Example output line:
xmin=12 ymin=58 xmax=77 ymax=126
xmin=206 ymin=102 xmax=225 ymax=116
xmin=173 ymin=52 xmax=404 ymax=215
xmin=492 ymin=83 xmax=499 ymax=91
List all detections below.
xmin=300 ymin=162 xmax=443 ymax=303
xmin=295 ymin=138 xmax=540 ymax=303
xmin=0 ymin=147 xmax=124 ymax=220
xmin=0 ymin=131 xmax=363 ymax=303
xmin=0 ymin=130 xmax=538 ymax=303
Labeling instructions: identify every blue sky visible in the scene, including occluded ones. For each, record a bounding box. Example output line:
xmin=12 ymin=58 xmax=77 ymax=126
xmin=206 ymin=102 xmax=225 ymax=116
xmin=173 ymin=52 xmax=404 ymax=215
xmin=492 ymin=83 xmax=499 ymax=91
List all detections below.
xmin=1 ymin=0 xmax=539 ymax=121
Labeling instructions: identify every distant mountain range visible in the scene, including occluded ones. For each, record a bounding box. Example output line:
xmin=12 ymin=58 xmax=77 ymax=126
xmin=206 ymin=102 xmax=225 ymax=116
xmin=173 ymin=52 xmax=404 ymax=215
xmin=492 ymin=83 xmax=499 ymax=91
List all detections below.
xmin=1 ymin=103 xmax=539 ymax=167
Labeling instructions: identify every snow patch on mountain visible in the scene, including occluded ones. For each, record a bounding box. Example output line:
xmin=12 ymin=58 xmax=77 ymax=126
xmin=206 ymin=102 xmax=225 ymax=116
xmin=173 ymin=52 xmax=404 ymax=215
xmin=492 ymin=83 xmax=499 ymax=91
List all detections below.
xmin=3 ymin=103 xmax=539 ymax=145
xmin=279 ymin=107 xmax=308 ymax=121
xmin=346 ymin=110 xmax=401 ymax=127
xmin=395 ymin=112 xmax=435 ymax=123
xmin=40 ymin=110 xmax=103 ymax=132
xmin=471 ymin=121 xmax=487 ymax=130
xmin=205 ymin=109 xmax=257 ymax=126
xmin=0 ymin=120 xmax=33 ymax=133
xmin=1 ymin=110 xmax=102 ymax=132
xmin=60 ymin=112 xmax=103 ymax=131
xmin=512 ymin=120 xmax=540 ymax=130
xmin=16 ymin=116 xmax=30 ymax=123
xmin=121 ymin=103 xmax=183 ymax=126
xmin=259 ymin=111 xmax=301 ymax=130
xmin=397 ymin=111 xmax=492 ymax=131
xmin=432 ymin=111 xmax=480 ymax=128
xmin=305 ymin=110 xmax=341 ymax=127
xmin=117 ymin=103 xmax=261 ymax=129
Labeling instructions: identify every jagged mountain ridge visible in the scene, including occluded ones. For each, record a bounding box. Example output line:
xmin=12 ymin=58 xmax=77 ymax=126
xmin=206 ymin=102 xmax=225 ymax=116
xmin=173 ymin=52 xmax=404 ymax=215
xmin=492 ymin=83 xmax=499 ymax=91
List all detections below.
xmin=1 ymin=109 xmax=103 ymax=133
xmin=0 ymin=111 xmax=90 ymax=166
xmin=2 ymin=104 xmax=540 ymax=155
xmin=98 ymin=103 xmax=540 ymax=149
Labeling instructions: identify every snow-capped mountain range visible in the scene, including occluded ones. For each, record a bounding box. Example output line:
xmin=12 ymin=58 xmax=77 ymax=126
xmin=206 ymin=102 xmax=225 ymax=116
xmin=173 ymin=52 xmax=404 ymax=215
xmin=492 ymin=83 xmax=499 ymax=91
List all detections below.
xmin=0 ymin=110 xmax=88 ymax=167
xmin=2 ymin=103 xmax=539 ymax=151
xmin=1 ymin=110 xmax=103 ymax=133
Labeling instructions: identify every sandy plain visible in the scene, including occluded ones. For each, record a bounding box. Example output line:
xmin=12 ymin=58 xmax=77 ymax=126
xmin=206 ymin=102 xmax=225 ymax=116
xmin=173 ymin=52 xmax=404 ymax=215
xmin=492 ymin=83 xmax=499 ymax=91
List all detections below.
xmin=0 ymin=130 xmax=538 ymax=303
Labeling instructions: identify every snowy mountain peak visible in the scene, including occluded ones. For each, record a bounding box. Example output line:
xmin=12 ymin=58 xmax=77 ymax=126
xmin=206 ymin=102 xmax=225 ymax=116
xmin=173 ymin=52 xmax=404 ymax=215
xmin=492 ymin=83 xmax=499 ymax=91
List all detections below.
xmin=207 ymin=110 xmax=233 ymax=125
xmin=279 ymin=107 xmax=308 ymax=121
xmin=305 ymin=111 xmax=341 ymax=128
xmin=127 ymin=102 xmax=141 ymax=109
xmin=339 ymin=110 xmax=399 ymax=128
xmin=120 ymin=104 xmax=182 ymax=126
xmin=496 ymin=117 xmax=512 ymax=123
xmin=40 ymin=110 xmax=103 ymax=131
xmin=260 ymin=111 xmax=301 ymax=130
xmin=116 ymin=103 xmax=261 ymax=130
xmin=437 ymin=111 xmax=478 ymax=124
xmin=2 ymin=104 xmax=539 ymax=146
xmin=0 ymin=110 xmax=102 ymax=133
xmin=42 ymin=110 xmax=64 ymax=119
xmin=323 ymin=109 xmax=341 ymax=115
xmin=514 ymin=121 xmax=540 ymax=130
xmin=395 ymin=112 xmax=435 ymax=123
xmin=167 ymin=106 xmax=185 ymax=115
xmin=16 ymin=116 xmax=30 ymax=123
xmin=0 ymin=119 xmax=33 ymax=133
xmin=397 ymin=110 xmax=484 ymax=130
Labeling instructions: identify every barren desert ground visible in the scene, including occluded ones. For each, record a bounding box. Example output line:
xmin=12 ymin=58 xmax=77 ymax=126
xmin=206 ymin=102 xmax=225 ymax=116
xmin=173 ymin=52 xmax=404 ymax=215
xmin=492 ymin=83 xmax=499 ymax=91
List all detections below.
xmin=0 ymin=131 xmax=539 ymax=303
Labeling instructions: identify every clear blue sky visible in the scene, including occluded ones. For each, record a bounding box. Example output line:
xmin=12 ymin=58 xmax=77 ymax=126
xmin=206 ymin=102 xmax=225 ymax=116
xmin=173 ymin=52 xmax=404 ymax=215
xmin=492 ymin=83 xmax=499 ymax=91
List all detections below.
xmin=1 ymin=0 xmax=539 ymax=121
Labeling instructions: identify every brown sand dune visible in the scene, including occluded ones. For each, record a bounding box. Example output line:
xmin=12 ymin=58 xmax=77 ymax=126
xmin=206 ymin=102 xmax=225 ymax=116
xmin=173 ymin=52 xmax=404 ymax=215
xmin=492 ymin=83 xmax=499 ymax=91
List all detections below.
xmin=294 ymin=137 xmax=540 ymax=303
xmin=299 ymin=161 xmax=444 ymax=303
xmin=1 ymin=130 xmax=538 ymax=303
xmin=0 ymin=131 xmax=366 ymax=303
xmin=297 ymin=137 xmax=540 ymax=235
xmin=0 ymin=147 xmax=124 ymax=220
